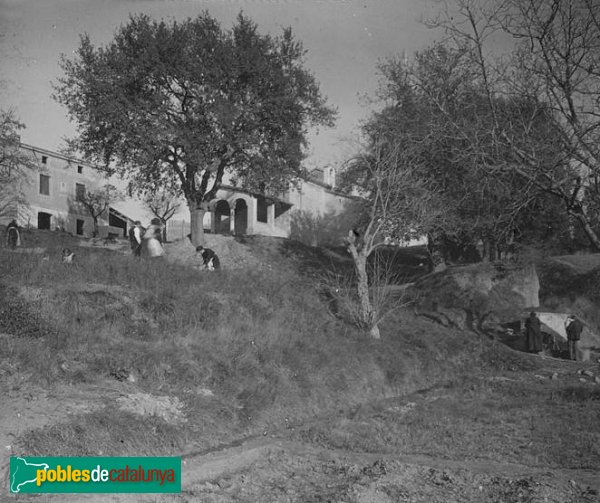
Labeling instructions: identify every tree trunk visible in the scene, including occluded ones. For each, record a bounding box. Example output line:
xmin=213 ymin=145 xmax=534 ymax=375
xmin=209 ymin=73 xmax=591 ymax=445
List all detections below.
xmin=161 ymin=220 xmax=167 ymax=243
xmin=351 ymin=247 xmax=380 ymax=339
xmin=368 ymin=323 xmax=381 ymax=339
xmin=92 ymin=216 xmax=99 ymax=238
xmin=488 ymin=239 xmax=497 ymax=262
xmin=189 ymin=204 xmax=206 ymax=247
xmin=481 ymin=239 xmax=490 ymax=263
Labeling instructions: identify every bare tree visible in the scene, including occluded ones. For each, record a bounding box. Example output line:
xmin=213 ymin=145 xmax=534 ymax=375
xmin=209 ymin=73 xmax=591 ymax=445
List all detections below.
xmin=143 ymin=190 xmax=181 ymax=242
xmin=500 ymin=0 xmax=600 ymax=248
xmin=322 ymin=251 xmax=413 ymax=333
xmin=343 ymin=140 xmax=447 ymax=339
xmin=77 ymin=184 xmax=121 ymax=237
xmin=429 ymin=0 xmax=600 ymax=249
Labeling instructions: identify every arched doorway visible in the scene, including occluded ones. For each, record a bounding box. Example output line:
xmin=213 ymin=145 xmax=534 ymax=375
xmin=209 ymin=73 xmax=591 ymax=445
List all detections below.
xmin=234 ymin=199 xmax=248 ymax=235
xmin=214 ymin=200 xmax=230 ymax=235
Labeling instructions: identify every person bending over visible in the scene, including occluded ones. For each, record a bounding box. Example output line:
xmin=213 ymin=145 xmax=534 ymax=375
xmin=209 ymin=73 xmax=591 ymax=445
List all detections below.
xmin=196 ymin=245 xmax=220 ymax=271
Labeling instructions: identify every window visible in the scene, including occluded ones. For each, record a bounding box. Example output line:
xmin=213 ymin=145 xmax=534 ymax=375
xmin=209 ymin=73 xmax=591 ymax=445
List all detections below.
xmin=76 ymin=183 xmax=86 ymax=201
xmin=39 ymin=174 xmax=50 ymax=195
xmin=257 ymin=196 xmax=268 ymax=223
xmin=38 ymin=212 xmax=52 ymax=230
xmin=76 ymin=219 xmax=84 ymax=236
xmin=41 ymin=155 xmax=47 ymax=164
xmin=77 ymin=165 xmax=83 ymax=174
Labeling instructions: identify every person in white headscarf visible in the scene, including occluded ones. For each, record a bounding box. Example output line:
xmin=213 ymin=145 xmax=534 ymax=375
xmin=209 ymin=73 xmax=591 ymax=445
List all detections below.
xmin=141 ymin=218 xmax=165 ymax=258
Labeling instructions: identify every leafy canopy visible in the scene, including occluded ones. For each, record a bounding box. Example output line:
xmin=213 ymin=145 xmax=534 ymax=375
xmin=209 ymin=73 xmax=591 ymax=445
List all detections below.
xmin=346 ymin=43 xmax=563 ymax=251
xmin=54 ymin=12 xmax=336 ymax=207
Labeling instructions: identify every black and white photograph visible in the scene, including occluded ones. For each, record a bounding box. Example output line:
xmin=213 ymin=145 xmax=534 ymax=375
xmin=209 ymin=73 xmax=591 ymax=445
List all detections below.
xmin=1 ymin=0 xmax=599 ymax=500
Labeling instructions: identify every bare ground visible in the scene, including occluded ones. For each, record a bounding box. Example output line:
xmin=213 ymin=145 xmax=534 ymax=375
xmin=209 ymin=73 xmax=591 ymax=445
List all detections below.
xmin=2 ymin=353 xmax=599 ymax=502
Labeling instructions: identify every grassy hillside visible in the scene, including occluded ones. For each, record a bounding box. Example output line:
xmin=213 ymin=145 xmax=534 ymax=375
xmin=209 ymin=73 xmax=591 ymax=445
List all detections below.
xmin=3 ymin=230 xmax=600 ymax=502
xmin=0 ymin=229 xmax=474 ymax=458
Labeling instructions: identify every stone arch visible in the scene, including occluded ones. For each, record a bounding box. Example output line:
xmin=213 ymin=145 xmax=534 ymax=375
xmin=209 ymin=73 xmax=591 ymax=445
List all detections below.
xmin=214 ymin=200 xmax=231 ymax=235
xmin=234 ymin=198 xmax=248 ymax=236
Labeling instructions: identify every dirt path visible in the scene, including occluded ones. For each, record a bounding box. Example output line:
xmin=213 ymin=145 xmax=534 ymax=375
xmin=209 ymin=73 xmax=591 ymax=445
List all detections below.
xmin=183 ymin=436 xmax=600 ymax=488
xmin=21 ymin=422 xmax=599 ymax=502
xmin=2 ymin=332 xmax=599 ymax=502
xmin=6 ymin=375 xmax=598 ymax=503
xmin=180 ymin=439 xmax=599 ymax=502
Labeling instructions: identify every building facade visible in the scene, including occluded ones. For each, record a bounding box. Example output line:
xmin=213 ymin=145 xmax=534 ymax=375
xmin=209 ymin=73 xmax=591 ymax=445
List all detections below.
xmin=204 ymin=166 xmax=354 ymax=239
xmin=5 ymin=144 xmax=359 ymax=243
xmin=2 ymin=144 xmax=122 ymax=237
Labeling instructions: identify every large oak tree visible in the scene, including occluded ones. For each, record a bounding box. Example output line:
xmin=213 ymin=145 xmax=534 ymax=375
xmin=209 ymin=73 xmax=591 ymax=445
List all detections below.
xmin=54 ymin=13 xmax=335 ymax=245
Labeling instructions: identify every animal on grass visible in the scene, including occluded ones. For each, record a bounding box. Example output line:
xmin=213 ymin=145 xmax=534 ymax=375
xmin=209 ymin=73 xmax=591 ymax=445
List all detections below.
xmin=61 ymin=248 xmax=75 ymax=264
xmin=196 ymin=246 xmax=220 ymax=271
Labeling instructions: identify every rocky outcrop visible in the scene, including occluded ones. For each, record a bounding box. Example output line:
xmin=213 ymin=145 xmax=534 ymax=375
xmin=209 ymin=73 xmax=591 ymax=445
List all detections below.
xmin=411 ymin=261 xmax=539 ymax=331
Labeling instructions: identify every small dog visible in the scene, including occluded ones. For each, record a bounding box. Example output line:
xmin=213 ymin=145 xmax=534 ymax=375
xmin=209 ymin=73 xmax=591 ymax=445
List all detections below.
xmin=61 ymin=248 xmax=75 ymax=264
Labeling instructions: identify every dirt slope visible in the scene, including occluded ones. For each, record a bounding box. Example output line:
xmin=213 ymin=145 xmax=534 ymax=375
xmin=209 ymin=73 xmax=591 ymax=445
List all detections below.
xmin=6 ymin=350 xmax=599 ymax=503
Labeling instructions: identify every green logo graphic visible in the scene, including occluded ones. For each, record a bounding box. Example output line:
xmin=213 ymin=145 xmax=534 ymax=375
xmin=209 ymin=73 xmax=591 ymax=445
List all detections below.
xmin=10 ymin=456 xmax=181 ymax=493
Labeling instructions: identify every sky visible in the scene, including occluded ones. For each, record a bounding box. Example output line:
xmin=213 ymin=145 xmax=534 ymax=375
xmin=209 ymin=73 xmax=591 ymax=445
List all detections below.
xmin=0 ymin=0 xmax=444 ymax=168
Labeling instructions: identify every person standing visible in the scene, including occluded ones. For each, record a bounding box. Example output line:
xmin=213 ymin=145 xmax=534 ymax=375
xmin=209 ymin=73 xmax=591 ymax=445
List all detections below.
xmin=6 ymin=219 xmax=21 ymax=249
xmin=525 ymin=311 xmax=543 ymax=354
xmin=565 ymin=315 xmax=584 ymax=361
xmin=128 ymin=221 xmax=143 ymax=257
xmin=141 ymin=218 xmax=165 ymax=258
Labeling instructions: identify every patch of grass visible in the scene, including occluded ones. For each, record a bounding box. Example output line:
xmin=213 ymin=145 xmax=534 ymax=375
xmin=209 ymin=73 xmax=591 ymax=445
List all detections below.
xmin=297 ymin=376 xmax=600 ymax=470
xmin=559 ymin=385 xmax=600 ymax=402
xmin=19 ymin=409 xmax=187 ymax=457
xmin=0 ymin=284 xmax=61 ymax=339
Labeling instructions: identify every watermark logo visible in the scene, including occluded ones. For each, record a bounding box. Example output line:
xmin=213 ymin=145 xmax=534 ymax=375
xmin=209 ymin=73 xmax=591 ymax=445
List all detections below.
xmin=10 ymin=456 xmax=181 ymax=494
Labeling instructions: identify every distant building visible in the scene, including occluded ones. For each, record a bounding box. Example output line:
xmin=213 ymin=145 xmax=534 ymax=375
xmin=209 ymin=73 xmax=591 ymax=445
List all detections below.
xmin=201 ymin=164 xmax=356 ymax=239
xmin=0 ymin=144 xmax=123 ymax=238
xmin=4 ymin=144 xmax=359 ymax=242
